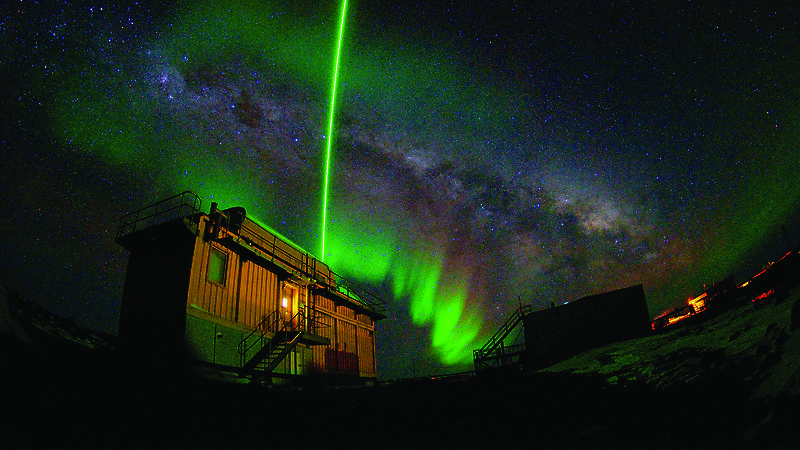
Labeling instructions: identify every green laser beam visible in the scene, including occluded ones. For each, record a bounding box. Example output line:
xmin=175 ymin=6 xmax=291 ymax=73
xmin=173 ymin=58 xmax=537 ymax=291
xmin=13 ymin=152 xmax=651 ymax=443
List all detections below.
xmin=321 ymin=0 xmax=348 ymax=262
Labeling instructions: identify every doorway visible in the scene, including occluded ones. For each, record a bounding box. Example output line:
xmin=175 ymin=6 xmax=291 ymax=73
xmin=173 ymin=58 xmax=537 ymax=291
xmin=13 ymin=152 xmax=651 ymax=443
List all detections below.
xmin=281 ymin=283 xmax=299 ymax=329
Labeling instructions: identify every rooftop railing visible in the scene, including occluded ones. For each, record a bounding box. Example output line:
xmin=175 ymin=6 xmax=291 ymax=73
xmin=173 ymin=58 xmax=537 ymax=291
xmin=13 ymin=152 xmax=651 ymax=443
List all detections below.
xmin=116 ymin=191 xmax=202 ymax=239
xmin=232 ymin=220 xmax=387 ymax=316
xmin=117 ymin=191 xmax=386 ymax=317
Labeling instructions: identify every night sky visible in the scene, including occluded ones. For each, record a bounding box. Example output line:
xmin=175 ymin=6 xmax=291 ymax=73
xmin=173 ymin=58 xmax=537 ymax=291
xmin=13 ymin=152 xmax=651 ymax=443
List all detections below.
xmin=3 ymin=1 xmax=799 ymax=378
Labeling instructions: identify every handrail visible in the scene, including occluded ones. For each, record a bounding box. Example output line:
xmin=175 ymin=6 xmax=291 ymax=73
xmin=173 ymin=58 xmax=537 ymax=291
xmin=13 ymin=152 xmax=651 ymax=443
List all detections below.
xmin=117 ymin=191 xmax=202 ymax=238
xmin=232 ymin=221 xmax=387 ymax=316
xmin=239 ymin=311 xmax=283 ymax=356
xmin=238 ymin=309 xmax=308 ymax=374
xmin=325 ymin=273 xmax=387 ymax=316
xmin=234 ymin=222 xmax=316 ymax=285
xmin=305 ymin=307 xmax=331 ymax=332
xmin=474 ymin=342 xmax=526 ymax=360
xmin=473 ymin=305 xmax=531 ymax=370
xmin=476 ymin=304 xmax=530 ymax=357
xmin=124 ymin=191 xmax=386 ymax=317
xmin=239 ymin=309 xmax=304 ymax=356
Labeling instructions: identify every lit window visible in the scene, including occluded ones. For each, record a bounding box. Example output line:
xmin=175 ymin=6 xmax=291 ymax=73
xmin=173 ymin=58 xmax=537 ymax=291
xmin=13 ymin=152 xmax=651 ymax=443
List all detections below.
xmin=208 ymin=247 xmax=228 ymax=285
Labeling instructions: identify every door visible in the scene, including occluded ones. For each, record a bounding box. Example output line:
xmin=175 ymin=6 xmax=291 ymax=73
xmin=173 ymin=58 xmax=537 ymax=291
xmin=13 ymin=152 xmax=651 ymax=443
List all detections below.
xmin=281 ymin=284 xmax=299 ymax=330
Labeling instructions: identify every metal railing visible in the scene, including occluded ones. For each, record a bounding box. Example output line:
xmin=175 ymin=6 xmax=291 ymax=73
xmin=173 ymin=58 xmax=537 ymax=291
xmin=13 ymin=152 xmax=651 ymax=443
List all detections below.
xmin=239 ymin=311 xmax=284 ymax=357
xmin=323 ymin=271 xmax=387 ymax=316
xmin=117 ymin=191 xmax=202 ymax=239
xmin=473 ymin=342 xmax=527 ymax=369
xmin=231 ymin=221 xmax=387 ymax=316
xmin=238 ymin=310 xmax=307 ymax=374
xmin=233 ymin=221 xmax=318 ymax=285
xmin=474 ymin=305 xmax=530 ymax=360
xmin=118 ymin=191 xmax=386 ymax=317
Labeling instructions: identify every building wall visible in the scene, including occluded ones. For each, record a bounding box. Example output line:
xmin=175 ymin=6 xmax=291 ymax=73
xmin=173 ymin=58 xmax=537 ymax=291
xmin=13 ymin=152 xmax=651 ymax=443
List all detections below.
xmin=310 ymin=294 xmax=377 ymax=377
xmin=356 ymin=315 xmax=377 ymax=376
xmin=183 ymin=216 xmax=377 ymax=377
xmin=185 ymin=311 xmax=314 ymax=375
xmin=117 ymin=220 xmax=198 ymax=359
xmin=187 ymin=235 xmax=282 ymax=329
xmin=523 ymin=284 xmax=650 ymax=371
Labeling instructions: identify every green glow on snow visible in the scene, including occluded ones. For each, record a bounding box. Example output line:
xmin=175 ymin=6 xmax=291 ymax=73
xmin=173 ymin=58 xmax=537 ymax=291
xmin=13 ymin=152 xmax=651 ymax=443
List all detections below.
xmin=321 ymin=0 xmax=348 ymax=261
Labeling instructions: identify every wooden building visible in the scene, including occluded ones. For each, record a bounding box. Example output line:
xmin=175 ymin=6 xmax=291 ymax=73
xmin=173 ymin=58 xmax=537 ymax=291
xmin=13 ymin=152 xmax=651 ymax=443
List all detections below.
xmin=115 ymin=192 xmax=386 ymax=381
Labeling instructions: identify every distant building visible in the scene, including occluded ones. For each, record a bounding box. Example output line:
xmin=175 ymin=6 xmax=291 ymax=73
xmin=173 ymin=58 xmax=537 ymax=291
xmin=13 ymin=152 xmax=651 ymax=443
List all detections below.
xmin=651 ymin=275 xmax=738 ymax=330
xmin=739 ymin=245 xmax=800 ymax=302
xmin=474 ymin=284 xmax=651 ymax=372
xmin=115 ymin=192 xmax=386 ymax=381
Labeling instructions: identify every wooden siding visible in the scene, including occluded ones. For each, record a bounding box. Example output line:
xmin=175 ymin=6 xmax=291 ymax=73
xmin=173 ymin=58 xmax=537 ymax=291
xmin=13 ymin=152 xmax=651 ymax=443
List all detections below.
xmin=338 ymin=320 xmax=356 ymax=354
xmin=315 ymin=295 xmax=336 ymax=312
xmin=337 ymin=304 xmax=356 ymax=320
xmin=357 ymin=327 xmax=376 ymax=376
xmin=237 ymin=256 xmax=280 ymax=328
xmin=188 ymin=218 xmax=281 ymax=329
xmin=187 ymin=241 xmax=236 ymax=321
xmin=311 ymin=308 xmax=335 ymax=373
xmin=311 ymin=297 xmax=377 ymax=377
xmin=186 ymin=217 xmax=378 ymax=377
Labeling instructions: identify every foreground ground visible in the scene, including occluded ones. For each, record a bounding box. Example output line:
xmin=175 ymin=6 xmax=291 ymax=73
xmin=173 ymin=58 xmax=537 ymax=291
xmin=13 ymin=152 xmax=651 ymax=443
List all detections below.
xmin=2 ymin=282 xmax=799 ymax=449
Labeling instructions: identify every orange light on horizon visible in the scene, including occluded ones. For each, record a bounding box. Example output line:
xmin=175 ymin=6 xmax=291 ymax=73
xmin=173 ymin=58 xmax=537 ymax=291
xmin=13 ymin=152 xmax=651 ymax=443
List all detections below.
xmin=653 ymin=292 xmax=709 ymax=329
xmin=687 ymin=292 xmax=707 ymax=313
xmin=753 ymin=289 xmax=774 ymax=302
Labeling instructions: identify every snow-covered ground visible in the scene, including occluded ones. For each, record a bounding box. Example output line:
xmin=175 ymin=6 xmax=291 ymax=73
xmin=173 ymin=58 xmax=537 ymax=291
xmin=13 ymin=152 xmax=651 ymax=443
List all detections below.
xmin=543 ymin=288 xmax=800 ymax=400
xmin=2 ymin=281 xmax=798 ymax=449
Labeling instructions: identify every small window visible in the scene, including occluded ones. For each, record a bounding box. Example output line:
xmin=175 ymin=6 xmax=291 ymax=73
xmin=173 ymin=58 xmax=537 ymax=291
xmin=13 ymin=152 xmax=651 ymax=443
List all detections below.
xmin=208 ymin=247 xmax=228 ymax=285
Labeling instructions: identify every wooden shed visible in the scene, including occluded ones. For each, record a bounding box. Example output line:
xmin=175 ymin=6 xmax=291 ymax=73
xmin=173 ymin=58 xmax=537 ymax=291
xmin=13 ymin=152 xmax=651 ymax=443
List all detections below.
xmin=115 ymin=192 xmax=386 ymax=381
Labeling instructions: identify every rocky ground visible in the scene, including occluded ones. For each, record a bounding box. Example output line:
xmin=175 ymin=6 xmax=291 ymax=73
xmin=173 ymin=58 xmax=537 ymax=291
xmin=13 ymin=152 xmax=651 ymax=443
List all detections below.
xmin=2 ymin=281 xmax=799 ymax=449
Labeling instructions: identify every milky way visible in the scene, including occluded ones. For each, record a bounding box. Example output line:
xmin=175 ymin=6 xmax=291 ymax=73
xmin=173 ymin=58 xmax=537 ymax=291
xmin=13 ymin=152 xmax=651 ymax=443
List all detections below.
xmin=3 ymin=1 xmax=799 ymax=376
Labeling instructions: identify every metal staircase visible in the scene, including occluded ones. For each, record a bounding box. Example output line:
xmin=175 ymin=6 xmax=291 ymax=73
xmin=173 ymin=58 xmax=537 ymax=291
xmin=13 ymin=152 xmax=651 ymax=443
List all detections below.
xmin=238 ymin=311 xmax=304 ymax=376
xmin=473 ymin=304 xmax=531 ymax=370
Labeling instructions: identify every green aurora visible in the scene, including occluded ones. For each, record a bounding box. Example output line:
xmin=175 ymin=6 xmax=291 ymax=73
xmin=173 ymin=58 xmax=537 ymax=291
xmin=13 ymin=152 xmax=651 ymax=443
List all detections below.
xmin=50 ymin=0 xmax=485 ymax=365
xmin=43 ymin=1 xmax=800 ymax=367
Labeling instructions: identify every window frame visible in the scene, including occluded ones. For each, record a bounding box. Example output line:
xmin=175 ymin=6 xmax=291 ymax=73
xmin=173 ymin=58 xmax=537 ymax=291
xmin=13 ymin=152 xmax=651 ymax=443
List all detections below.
xmin=207 ymin=246 xmax=229 ymax=286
